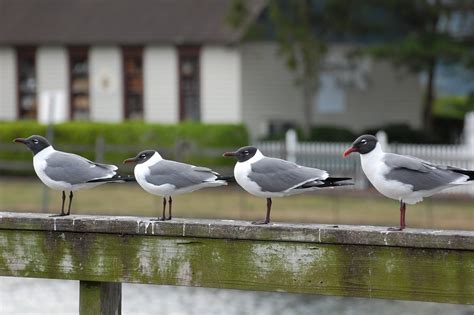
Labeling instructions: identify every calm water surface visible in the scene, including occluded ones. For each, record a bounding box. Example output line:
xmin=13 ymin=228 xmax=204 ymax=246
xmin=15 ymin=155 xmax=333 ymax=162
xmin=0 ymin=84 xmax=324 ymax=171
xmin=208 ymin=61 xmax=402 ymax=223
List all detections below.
xmin=0 ymin=277 xmax=472 ymax=315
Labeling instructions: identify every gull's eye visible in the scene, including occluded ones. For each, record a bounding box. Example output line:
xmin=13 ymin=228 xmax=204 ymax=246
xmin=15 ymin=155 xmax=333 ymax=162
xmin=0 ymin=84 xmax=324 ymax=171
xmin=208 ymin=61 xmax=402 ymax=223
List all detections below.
xmin=32 ymin=139 xmax=39 ymax=144
xmin=244 ymin=151 xmax=249 ymax=155
xmin=140 ymin=154 xmax=146 ymax=158
xmin=361 ymin=139 xmax=367 ymax=145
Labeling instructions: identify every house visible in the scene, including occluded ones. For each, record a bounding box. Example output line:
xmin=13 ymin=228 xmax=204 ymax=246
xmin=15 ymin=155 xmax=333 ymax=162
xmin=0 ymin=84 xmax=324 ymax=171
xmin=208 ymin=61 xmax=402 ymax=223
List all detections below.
xmin=0 ymin=0 xmax=423 ymax=140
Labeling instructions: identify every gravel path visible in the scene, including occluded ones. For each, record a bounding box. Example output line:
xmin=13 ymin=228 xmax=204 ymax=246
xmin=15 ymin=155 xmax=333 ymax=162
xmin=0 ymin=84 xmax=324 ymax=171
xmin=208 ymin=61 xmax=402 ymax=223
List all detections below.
xmin=0 ymin=277 xmax=473 ymax=315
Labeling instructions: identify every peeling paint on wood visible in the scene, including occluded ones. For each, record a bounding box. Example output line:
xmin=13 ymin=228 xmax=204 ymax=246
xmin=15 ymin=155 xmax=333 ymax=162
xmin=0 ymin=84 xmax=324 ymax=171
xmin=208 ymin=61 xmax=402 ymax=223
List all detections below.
xmin=0 ymin=212 xmax=473 ymax=305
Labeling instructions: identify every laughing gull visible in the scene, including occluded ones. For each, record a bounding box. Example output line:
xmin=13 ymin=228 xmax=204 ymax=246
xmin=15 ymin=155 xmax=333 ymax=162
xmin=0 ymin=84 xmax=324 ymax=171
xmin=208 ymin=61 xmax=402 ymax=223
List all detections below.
xmin=123 ymin=150 xmax=230 ymax=221
xmin=14 ymin=135 xmax=134 ymax=216
xmin=223 ymin=146 xmax=352 ymax=224
xmin=343 ymin=134 xmax=474 ymax=230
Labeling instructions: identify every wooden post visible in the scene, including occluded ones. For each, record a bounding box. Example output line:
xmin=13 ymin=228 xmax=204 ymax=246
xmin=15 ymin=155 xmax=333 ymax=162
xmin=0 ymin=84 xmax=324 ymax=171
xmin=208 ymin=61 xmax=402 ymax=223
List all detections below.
xmin=79 ymin=281 xmax=121 ymax=315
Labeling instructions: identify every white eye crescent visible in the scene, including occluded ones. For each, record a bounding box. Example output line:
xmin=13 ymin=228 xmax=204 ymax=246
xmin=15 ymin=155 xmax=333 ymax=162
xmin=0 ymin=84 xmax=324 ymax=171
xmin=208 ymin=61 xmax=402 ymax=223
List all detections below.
xmin=33 ymin=139 xmax=39 ymax=144
xmin=361 ymin=139 xmax=367 ymax=144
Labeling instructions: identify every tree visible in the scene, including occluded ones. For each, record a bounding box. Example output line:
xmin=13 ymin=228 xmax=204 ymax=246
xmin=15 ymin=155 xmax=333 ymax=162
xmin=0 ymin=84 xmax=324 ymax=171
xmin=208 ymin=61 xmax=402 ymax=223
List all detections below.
xmin=229 ymin=0 xmax=327 ymax=137
xmin=230 ymin=0 xmax=474 ymax=135
xmin=323 ymin=0 xmax=474 ymax=133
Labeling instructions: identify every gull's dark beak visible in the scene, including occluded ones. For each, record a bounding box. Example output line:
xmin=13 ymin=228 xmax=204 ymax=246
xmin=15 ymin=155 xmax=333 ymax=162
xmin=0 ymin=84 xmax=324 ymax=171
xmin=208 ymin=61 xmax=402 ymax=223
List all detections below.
xmin=13 ymin=138 xmax=27 ymax=144
xmin=123 ymin=157 xmax=137 ymax=164
xmin=222 ymin=151 xmax=237 ymax=157
xmin=343 ymin=147 xmax=357 ymax=157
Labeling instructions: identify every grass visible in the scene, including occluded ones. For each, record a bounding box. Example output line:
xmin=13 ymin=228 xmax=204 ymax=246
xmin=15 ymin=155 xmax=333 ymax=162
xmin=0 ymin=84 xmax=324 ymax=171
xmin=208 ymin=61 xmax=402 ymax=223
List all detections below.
xmin=0 ymin=177 xmax=473 ymax=230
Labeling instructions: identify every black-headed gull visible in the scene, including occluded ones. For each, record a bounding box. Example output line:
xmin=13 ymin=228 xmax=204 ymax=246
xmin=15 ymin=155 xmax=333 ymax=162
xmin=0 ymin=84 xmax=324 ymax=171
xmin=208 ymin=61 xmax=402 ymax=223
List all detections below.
xmin=343 ymin=134 xmax=474 ymax=230
xmin=14 ymin=135 xmax=134 ymax=216
xmin=123 ymin=150 xmax=230 ymax=221
xmin=223 ymin=146 xmax=352 ymax=224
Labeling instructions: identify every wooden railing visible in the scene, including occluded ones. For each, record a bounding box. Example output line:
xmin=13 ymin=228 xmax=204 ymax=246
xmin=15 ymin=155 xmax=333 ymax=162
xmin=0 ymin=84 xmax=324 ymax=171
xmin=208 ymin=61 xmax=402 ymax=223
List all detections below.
xmin=0 ymin=212 xmax=472 ymax=314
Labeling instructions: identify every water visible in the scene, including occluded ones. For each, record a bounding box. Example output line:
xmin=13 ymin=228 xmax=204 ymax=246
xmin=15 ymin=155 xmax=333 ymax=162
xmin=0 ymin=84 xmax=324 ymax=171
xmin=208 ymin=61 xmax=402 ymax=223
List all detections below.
xmin=0 ymin=277 xmax=472 ymax=315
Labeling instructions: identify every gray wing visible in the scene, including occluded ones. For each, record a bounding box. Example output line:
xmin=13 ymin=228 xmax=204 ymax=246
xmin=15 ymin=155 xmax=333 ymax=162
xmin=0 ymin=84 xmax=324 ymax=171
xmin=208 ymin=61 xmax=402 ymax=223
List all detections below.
xmin=383 ymin=153 xmax=465 ymax=191
xmin=146 ymin=160 xmax=218 ymax=189
xmin=44 ymin=151 xmax=117 ymax=184
xmin=248 ymin=157 xmax=328 ymax=193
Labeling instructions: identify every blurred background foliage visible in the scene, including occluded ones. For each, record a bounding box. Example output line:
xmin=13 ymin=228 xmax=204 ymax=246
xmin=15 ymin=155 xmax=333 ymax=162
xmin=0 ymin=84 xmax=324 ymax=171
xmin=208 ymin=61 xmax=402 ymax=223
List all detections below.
xmin=0 ymin=122 xmax=248 ymax=173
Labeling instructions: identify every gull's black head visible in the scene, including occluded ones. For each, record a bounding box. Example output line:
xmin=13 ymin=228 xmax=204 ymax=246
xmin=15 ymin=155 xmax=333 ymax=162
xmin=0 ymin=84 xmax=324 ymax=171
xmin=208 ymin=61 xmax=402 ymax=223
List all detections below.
xmin=223 ymin=146 xmax=258 ymax=162
xmin=343 ymin=135 xmax=378 ymax=157
xmin=13 ymin=135 xmax=51 ymax=155
xmin=123 ymin=150 xmax=156 ymax=164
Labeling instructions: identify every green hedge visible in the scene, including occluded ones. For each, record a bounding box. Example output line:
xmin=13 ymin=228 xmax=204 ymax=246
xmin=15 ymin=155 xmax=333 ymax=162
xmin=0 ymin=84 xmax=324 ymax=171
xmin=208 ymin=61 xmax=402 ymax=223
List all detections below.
xmin=261 ymin=125 xmax=356 ymax=142
xmin=0 ymin=121 xmax=248 ymax=171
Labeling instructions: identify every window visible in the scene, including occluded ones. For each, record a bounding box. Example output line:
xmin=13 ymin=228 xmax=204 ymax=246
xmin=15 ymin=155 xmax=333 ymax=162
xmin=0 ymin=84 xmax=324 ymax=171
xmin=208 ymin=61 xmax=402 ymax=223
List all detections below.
xmin=123 ymin=47 xmax=143 ymax=119
xmin=178 ymin=46 xmax=200 ymax=121
xmin=17 ymin=47 xmax=37 ymax=119
xmin=69 ymin=47 xmax=89 ymax=120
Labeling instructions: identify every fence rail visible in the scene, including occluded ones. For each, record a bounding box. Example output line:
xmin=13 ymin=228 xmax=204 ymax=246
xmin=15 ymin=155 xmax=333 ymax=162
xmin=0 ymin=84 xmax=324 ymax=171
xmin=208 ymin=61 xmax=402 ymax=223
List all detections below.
xmin=0 ymin=212 xmax=473 ymax=314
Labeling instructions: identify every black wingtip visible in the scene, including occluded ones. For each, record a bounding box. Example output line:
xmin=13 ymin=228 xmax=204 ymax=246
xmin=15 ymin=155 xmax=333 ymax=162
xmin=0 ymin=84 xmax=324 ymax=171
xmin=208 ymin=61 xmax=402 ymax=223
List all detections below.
xmin=87 ymin=174 xmax=136 ymax=183
xmin=216 ymin=175 xmax=236 ymax=182
xmin=300 ymin=177 xmax=353 ymax=189
xmin=450 ymin=169 xmax=474 ymax=181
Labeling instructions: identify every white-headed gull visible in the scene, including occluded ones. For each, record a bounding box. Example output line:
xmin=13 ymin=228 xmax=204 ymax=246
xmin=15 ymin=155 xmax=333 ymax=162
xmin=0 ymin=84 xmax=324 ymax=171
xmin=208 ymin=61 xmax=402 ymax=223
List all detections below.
xmin=343 ymin=134 xmax=474 ymax=230
xmin=14 ymin=135 xmax=134 ymax=216
xmin=223 ymin=146 xmax=352 ymax=224
xmin=123 ymin=150 xmax=230 ymax=220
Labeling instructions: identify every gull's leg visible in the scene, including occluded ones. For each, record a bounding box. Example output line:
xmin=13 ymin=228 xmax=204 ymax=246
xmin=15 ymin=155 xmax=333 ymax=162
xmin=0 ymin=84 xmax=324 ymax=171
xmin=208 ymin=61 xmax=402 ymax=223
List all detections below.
xmin=167 ymin=196 xmax=172 ymax=220
xmin=252 ymin=198 xmax=272 ymax=225
xmin=51 ymin=191 xmax=66 ymax=217
xmin=66 ymin=191 xmax=73 ymax=216
xmin=158 ymin=197 xmax=167 ymax=221
xmin=400 ymin=202 xmax=406 ymax=230
xmin=388 ymin=200 xmax=406 ymax=231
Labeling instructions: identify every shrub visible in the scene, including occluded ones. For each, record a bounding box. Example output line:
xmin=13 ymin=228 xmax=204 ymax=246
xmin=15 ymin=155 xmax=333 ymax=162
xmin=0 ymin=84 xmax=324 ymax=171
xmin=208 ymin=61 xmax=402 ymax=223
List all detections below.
xmin=0 ymin=121 xmax=248 ymax=173
xmin=259 ymin=125 xmax=356 ymax=142
xmin=307 ymin=126 xmax=356 ymax=142
xmin=363 ymin=123 xmax=432 ymax=144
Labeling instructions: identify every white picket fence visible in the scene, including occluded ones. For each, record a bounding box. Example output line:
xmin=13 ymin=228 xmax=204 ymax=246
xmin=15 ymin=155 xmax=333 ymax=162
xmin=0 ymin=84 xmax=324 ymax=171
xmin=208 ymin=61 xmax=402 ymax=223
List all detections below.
xmin=256 ymin=113 xmax=474 ymax=196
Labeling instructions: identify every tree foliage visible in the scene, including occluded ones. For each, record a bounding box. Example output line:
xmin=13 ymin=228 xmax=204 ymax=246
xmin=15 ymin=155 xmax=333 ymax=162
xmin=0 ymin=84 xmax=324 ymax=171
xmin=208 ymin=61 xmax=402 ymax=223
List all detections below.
xmin=229 ymin=0 xmax=474 ymax=133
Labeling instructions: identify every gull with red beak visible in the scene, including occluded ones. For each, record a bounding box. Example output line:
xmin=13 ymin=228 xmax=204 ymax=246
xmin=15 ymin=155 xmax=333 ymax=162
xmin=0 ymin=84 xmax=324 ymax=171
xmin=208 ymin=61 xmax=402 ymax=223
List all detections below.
xmin=14 ymin=135 xmax=133 ymax=216
xmin=223 ymin=146 xmax=352 ymax=224
xmin=123 ymin=150 xmax=230 ymax=220
xmin=344 ymin=134 xmax=474 ymax=230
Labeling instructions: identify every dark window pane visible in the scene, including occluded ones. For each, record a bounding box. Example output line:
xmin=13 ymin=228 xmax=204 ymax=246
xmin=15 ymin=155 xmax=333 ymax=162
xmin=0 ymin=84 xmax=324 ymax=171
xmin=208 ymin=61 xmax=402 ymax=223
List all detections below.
xmin=178 ymin=46 xmax=200 ymax=122
xmin=69 ymin=47 xmax=89 ymax=120
xmin=17 ymin=47 xmax=37 ymax=119
xmin=123 ymin=47 xmax=143 ymax=120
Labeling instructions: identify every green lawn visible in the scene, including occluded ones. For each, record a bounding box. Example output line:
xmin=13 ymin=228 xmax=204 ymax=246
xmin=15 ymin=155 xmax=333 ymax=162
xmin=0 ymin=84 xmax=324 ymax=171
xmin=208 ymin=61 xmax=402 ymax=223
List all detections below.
xmin=0 ymin=177 xmax=473 ymax=230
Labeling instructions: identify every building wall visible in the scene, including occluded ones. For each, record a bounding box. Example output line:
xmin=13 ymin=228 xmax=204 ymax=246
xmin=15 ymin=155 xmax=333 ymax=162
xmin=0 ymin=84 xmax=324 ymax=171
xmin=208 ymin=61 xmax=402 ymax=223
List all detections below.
xmin=144 ymin=46 xmax=178 ymax=123
xmin=240 ymin=42 xmax=305 ymax=140
xmin=0 ymin=46 xmax=16 ymax=120
xmin=240 ymin=42 xmax=423 ymax=140
xmin=312 ymin=45 xmax=423 ymax=132
xmin=37 ymin=46 xmax=69 ymax=123
xmin=201 ymin=46 xmax=241 ymax=123
xmin=89 ymin=46 xmax=123 ymax=122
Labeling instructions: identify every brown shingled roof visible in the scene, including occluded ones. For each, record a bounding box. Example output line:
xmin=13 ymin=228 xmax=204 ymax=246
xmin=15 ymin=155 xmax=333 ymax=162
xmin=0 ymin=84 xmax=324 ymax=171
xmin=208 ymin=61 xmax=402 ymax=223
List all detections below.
xmin=0 ymin=0 xmax=266 ymax=45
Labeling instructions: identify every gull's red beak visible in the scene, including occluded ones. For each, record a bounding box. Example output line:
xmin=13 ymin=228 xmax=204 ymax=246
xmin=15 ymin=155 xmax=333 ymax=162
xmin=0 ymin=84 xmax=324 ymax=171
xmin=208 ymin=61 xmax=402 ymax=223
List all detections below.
xmin=222 ymin=151 xmax=237 ymax=157
xmin=13 ymin=138 xmax=27 ymax=144
xmin=343 ymin=147 xmax=357 ymax=157
xmin=123 ymin=157 xmax=137 ymax=164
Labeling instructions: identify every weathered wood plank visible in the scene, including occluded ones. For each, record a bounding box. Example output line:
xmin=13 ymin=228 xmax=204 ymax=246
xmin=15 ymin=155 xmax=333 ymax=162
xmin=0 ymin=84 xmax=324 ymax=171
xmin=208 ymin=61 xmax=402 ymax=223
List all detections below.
xmin=0 ymin=212 xmax=472 ymax=250
xmin=79 ymin=281 xmax=121 ymax=315
xmin=0 ymin=224 xmax=472 ymax=304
